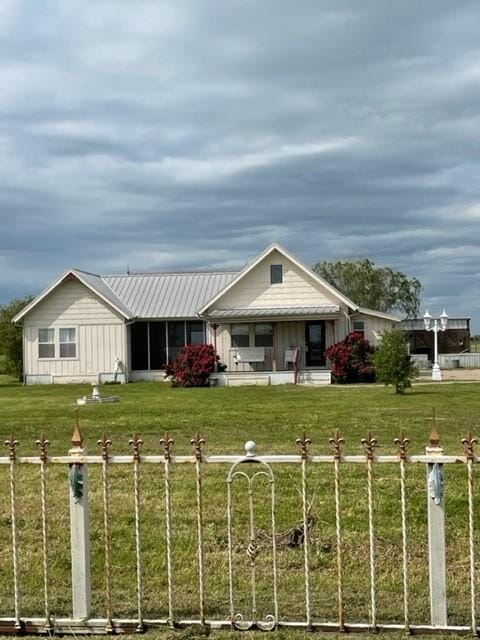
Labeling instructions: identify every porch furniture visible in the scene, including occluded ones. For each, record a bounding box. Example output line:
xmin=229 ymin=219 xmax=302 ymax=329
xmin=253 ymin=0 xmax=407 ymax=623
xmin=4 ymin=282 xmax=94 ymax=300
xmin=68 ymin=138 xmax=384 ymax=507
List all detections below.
xmin=234 ymin=347 xmax=265 ymax=364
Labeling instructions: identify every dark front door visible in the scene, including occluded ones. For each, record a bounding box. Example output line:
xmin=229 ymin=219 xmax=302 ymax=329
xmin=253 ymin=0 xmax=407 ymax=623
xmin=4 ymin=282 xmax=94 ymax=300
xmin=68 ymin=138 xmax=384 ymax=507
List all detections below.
xmin=305 ymin=321 xmax=326 ymax=367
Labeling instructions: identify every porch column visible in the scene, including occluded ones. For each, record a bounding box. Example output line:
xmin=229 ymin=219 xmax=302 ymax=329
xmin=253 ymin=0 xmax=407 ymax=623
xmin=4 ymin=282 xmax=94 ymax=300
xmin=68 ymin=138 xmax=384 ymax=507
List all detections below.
xmin=272 ymin=322 xmax=277 ymax=371
xmin=211 ymin=323 xmax=218 ymax=372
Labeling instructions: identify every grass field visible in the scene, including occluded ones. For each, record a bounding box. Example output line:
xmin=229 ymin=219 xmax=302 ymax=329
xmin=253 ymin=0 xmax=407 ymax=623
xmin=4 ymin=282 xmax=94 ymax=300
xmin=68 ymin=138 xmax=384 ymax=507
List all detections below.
xmin=1 ymin=377 xmax=480 ymax=639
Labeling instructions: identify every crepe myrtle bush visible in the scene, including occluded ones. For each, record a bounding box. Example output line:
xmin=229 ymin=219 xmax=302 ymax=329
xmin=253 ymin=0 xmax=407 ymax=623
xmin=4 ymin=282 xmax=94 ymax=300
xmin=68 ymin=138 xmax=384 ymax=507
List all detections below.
xmin=324 ymin=332 xmax=376 ymax=384
xmin=165 ymin=344 xmax=225 ymax=387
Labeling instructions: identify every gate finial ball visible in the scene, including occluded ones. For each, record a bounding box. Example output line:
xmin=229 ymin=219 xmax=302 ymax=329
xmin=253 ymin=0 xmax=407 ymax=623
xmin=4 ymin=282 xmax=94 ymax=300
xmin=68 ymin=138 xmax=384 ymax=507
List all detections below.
xmin=245 ymin=440 xmax=256 ymax=457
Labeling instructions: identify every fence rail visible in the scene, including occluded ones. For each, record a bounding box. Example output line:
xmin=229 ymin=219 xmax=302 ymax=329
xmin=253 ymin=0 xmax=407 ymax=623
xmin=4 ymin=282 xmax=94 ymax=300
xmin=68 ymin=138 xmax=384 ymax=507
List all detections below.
xmin=0 ymin=416 xmax=479 ymax=634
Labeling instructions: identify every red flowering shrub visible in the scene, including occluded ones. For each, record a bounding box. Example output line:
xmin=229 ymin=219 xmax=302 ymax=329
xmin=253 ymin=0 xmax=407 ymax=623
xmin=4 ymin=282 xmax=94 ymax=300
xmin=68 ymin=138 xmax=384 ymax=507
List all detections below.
xmin=164 ymin=344 xmax=223 ymax=387
xmin=324 ymin=332 xmax=376 ymax=384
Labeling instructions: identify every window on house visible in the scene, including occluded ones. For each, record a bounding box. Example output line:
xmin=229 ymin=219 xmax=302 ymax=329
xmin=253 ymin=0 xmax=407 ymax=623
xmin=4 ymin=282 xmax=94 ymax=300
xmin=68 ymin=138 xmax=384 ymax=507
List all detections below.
xmin=270 ymin=264 xmax=283 ymax=284
xmin=353 ymin=320 xmax=365 ymax=337
xmin=38 ymin=329 xmax=55 ymax=358
xmin=254 ymin=323 xmax=274 ymax=347
xmin=187 ymin=321 xmax=205 ymax=345
xmin=59 ymin=328 xmax=76 ymax=358
xmin=131 ymin=322 xmax=149 ymax=370
xmin=168 ymin=321 xmax=186 ymax=362
xmin=149 ymin=322 xmax=167 ymax=369
xmin=231 ymin=324 xmax=250 ymax=348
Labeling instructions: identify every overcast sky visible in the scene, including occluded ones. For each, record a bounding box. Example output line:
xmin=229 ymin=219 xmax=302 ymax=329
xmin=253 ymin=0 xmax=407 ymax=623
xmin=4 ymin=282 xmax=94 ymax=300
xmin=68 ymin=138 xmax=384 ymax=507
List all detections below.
xmin=1 ymin=1 xmax=480 ymax=329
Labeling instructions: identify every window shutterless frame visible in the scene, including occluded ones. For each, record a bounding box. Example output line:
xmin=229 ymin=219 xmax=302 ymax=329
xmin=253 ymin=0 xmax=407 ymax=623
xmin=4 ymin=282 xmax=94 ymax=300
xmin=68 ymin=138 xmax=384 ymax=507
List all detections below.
xmin=59 ymin=328 xmax=77 ymax=358
xmin=231 ymin=324 xmax=250 ymax=348
xmin=38 ymin=329 xmax=55 ymax=359
xmin=270 ymin=264 xmax=283 ymax=284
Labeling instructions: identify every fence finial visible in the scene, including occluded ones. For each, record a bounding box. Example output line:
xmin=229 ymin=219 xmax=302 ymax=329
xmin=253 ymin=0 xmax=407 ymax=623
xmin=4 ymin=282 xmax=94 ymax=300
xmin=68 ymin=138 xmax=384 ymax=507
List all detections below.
xmin=4 ymin=434 xmax=18 ymax=461
xmin=71 ymin=411 xmax=83 ymax=449
xmin=129 ymin=432 xmax=143 ymax=462
xmin=462 ymin=431 xmax=478 ymax=461
xmin=329 ymin=430 xmax=344 ymax=461
xmin=97 ymin=433 xmax=112 ymax=461
xmin=394 ymin=430 xmax=409 ymax=462
xmin=296 ymin=431 xmax=311 ymax=461
xmin=361 ymin=431 xmax=378 ymax=461
xmin=428 ymin=407 xmax=440 ymax=448
xmin=160 ymin=432 xmax=174 ymax=462
xmin=36 ymin=432 xmax=50 ymax=462
xmin=190 ymin=432 xmax=205 ymax=461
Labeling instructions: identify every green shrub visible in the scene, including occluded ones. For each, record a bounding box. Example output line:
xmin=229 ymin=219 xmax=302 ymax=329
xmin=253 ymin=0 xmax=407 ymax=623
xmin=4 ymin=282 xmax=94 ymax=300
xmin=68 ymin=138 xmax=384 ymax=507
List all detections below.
xmin=373 ymin=329 xmax=418 ymax=394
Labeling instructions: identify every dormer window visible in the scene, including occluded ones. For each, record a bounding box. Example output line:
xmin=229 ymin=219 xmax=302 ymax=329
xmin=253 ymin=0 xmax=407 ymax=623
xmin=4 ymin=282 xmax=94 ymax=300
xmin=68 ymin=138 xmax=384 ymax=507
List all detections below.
xmin=270 ymin=264 xmax=283 ymax=284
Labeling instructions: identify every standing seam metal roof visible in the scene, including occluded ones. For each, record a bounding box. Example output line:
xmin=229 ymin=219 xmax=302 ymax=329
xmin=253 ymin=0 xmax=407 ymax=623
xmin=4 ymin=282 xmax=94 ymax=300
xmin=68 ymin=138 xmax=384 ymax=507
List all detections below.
xmin=102 ymin=272 xmax=239 ymax=318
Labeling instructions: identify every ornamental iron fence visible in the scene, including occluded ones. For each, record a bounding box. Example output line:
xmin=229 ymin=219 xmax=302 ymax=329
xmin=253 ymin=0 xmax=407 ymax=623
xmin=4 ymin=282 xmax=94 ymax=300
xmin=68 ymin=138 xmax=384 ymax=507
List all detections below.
xmin=0 ymin=413 xmax=479 ymax=634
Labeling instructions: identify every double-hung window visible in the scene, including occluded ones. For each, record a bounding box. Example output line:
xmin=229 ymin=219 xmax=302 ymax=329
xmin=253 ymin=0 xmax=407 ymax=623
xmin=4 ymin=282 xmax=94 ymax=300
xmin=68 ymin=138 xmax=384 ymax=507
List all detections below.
xmin=38 ymin=329 xmax=55 ymax=358
xmin=254 ymin=323 xmax=274 ymax=347
xmin=231 ymin=324 xmax=250 ymax=348
xmin=38 ymin=328 xmax=76 ymax=358
xmin=59 ymin=328 xmax=76 ymax=358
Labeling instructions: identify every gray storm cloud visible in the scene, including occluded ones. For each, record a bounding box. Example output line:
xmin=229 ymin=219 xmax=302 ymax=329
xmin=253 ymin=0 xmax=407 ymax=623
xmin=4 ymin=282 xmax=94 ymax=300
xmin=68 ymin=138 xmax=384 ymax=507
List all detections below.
xmin=1 ymin=0 xmax=480 ymax=327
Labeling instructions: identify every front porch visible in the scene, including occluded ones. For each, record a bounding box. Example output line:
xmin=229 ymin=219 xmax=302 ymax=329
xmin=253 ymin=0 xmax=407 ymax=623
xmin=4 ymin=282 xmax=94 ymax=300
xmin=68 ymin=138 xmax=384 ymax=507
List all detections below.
xmin=206 ymin=314 xmax=345 ymax=386
xmin=209 ymin=316 xmax=341 ymax=370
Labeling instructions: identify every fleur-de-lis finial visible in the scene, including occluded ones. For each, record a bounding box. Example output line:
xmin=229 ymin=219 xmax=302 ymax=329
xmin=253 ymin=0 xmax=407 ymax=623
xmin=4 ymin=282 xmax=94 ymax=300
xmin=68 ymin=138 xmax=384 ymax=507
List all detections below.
xmin=190 ymin=432 xmax=205 ymax=462
xmin=5 ymin=434 xmax=18 ymax=461
xmin=97 ymin=433 xmax=112 ymax=461
xmin=129 ymin=433 xmax=143 ymax=462
xmin=36 ymin=433 xmax=50 ymax=462
xmin=361 ymin=431 xmax=378 ymax=461
xmin=160 ymin=432 xmax=174 ymax=462
xmin=329 ymin=430 xmax=345 ymax=461
xmin=462 ymin=432 xmax=478 ymax=462
xmin=394 ymin=430 xmax=410 ymax=462
xmin=296 ymin=431 xmax=311 ymax=461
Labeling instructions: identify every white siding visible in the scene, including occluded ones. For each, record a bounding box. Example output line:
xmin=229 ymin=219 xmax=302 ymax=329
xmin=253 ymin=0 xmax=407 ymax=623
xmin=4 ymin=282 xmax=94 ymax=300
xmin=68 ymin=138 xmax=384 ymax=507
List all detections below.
xmin=23 ymin=279 xmax=126 ymax=382
xmin=351 ymin=313 xmax=398 ymax=346
xmin=211 ymin=249 xmax=339 ymax=310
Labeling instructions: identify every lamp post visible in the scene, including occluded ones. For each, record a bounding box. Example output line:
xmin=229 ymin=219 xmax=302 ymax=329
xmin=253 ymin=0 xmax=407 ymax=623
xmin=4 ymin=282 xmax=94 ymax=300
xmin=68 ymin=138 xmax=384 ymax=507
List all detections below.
xmin=423 ymin=309 xmax=448 ymax=381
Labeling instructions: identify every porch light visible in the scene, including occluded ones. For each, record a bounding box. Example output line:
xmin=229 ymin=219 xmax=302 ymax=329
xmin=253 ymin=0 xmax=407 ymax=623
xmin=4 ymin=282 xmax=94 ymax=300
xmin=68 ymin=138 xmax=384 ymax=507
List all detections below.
xmin=440 ymin=309 xmax=449 ymax=329
xmin=423 ymin=310 xmax=432 ymax=330
xmin=423 ymin=309 xmax=449 ymax=381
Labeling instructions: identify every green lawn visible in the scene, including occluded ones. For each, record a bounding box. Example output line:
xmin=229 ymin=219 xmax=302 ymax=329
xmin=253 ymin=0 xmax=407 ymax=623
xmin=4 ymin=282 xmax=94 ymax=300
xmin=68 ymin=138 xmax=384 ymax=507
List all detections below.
xmin=0 ymin=379 xmax=479 ymax=639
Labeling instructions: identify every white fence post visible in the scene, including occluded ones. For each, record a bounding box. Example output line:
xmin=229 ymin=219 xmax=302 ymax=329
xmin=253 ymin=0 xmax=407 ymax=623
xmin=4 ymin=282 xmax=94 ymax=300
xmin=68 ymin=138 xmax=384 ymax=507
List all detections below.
xmin=426 ymin=414 xmax=447 ymax=626
xmin=69 ymin=420 xmax=91 ymax=620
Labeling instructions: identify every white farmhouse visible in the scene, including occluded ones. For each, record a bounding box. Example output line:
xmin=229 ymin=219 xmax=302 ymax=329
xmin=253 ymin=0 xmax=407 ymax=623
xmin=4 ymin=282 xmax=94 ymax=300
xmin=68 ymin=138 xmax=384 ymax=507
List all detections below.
xmin=13 ymin=244 xmax=399 ymax=386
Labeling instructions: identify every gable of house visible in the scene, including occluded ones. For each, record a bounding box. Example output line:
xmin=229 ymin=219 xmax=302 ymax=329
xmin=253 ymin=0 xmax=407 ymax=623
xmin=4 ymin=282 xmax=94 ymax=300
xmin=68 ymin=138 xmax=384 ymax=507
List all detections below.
xmin=201 ymin=246 xmax=354 ymax=315
xmin=25 ymin=277 xmax=125 ymax=327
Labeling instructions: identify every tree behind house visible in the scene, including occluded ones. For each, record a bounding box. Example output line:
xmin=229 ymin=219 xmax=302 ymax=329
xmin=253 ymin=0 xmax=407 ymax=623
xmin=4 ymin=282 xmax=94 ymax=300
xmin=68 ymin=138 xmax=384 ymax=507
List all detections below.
xmin=313 ymin=258 xmax=421 ymax=318
xmin=373 ymin=329 xmax=418 ymax=394
xmin=0 ymin=296 xmax=32 ymax=381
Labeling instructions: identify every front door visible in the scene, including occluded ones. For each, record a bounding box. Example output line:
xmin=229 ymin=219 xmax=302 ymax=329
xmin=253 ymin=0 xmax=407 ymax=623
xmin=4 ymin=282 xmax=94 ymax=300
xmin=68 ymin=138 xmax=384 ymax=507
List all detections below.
xmin=305 ymin=321 xmax=326 ymax=367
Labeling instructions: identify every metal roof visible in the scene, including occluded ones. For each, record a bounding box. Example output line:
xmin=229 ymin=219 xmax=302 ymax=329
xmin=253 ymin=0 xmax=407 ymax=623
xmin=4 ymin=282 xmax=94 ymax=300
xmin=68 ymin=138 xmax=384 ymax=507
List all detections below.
xmin=400 ymin=317 xmax=470 ymax=330
xmin=355 ymin=307 xmax=401 ymax=322
xmin=72 ymin=270 xmax=134 ymax=319
xmin=206 ymin=305 xmax=340 ymax=319
xmin=102 ymin=271 xmax=238 ymax=318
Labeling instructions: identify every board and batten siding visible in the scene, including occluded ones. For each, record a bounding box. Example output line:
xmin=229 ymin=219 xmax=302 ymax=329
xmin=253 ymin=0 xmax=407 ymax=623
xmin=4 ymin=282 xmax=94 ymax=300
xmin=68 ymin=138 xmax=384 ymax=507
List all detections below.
xmin=211 ymin=249 xmax=339 ymax=310
xmin=23 ymin=279 xmax=126 ymax=383
xmin=351 ymin=313 xmax=398 ymax=346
